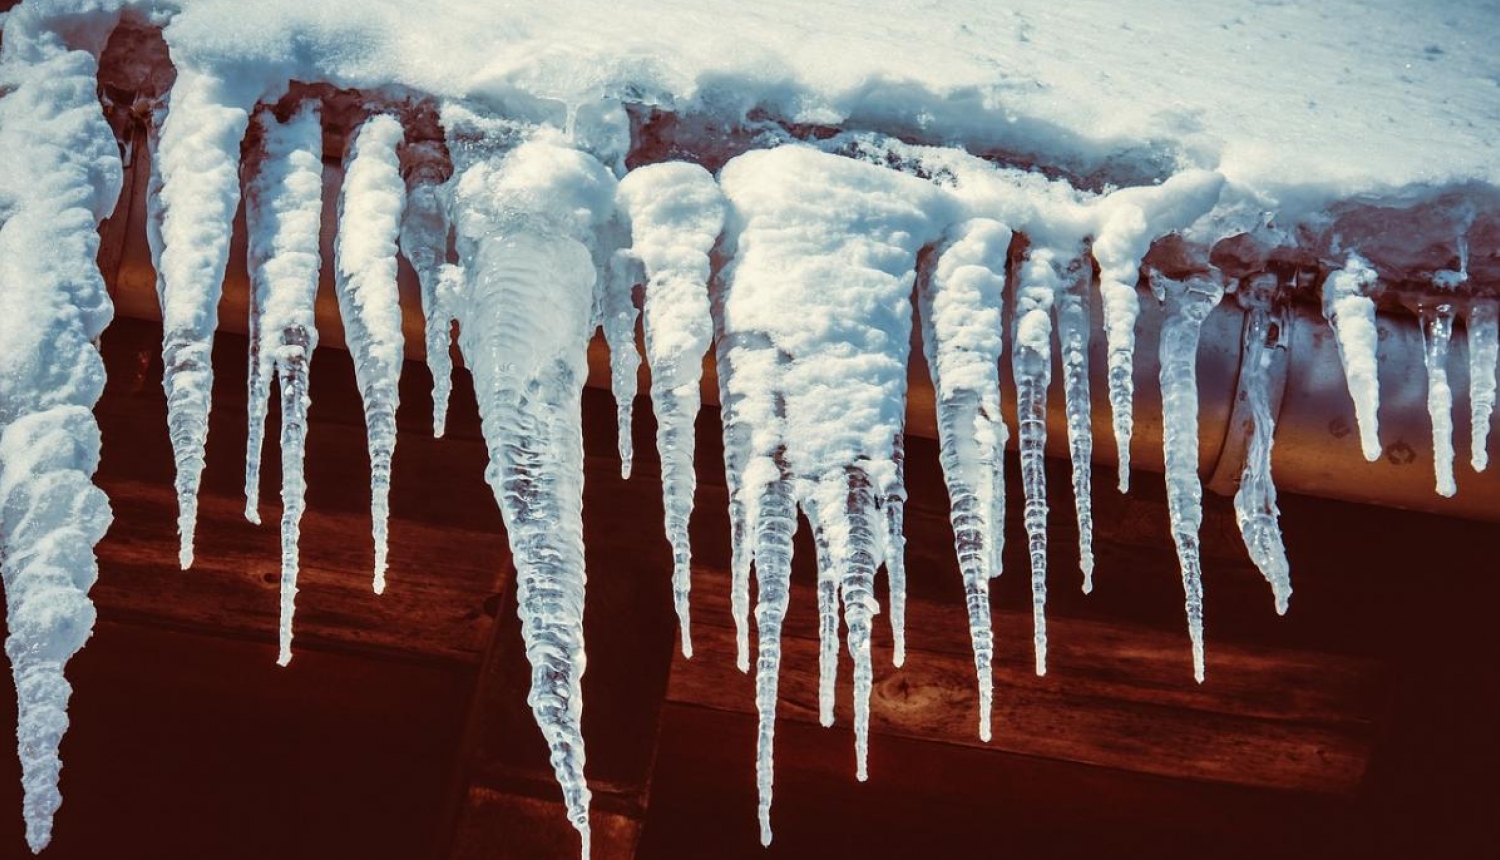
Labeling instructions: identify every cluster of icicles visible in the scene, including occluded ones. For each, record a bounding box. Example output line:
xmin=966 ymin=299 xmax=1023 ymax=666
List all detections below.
xmin=3 ymin=44 xmax=1499 ymax=860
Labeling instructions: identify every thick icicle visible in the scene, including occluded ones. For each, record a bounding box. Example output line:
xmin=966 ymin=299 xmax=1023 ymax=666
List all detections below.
xmin=241 ymin=102 xmax=325 ymax=666
xmin=1321 ymin=254 xmax=1383 ymax=462
xmin=448 ymin=119 xmax=617 ymax=860
xmin=918 ymin=218 xmax=1012 ymax=740
xmin=0 ymin=26 xmax=122 ymax=850
xmin=1090 ymin=171 xmax=1225 ymax=493
xmin=151 ymin=67 xmax=255 ymax=568
xmin=1469 ymin=299 xmax=1499 ymax=472
xmin=1421 ymin=303 xmax=1458 ymax=497
xmin=615 ymin=163 xmax=726 ymax=658
xmin=717 ymin=146 xmax=950 ymax=837
xmin=335 ymin=113 xmax=408 ymax=595
xmin=1232 ymin=276 xmax=1291 ymax=614
xmin=1153 ymin=269 xmax=1226 ymax=683
xmin=1014 ymin=248 xmax=1059 ymax=676
xmin=397 ymin=141 xmax=458 ymax=437
xmin=1053 ymin=249 xmax=1095 ymax=591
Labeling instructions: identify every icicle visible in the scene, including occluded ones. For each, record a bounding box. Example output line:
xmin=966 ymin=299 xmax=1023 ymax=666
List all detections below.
xmin=1090 ymin=171 xmax=1225 ymax=493
xmin=242 ymin=102 xmax=325 ymax=666
xmin=601 ymin=249 xmax=642 ymax=478
xmin=883 ymin=463 xmax=907 ymax=669
xmin=616 ymin=163 xmax=726 ymax=658
xmin=0 ymin=23 xmax=123 ymax=850
xmin=748 ymin=458 xmax=795 ymax=846
xmin=717 ymin=146 xmax=951 ymax=837
xmin=335 ymin=113 xmax=408 ymax=595
xmin=447 ymin=119 xmax=617 ymax=860
xmin=1053 ymin=249 xmax=1095 ymax=591
xmin=802 ymin=496 xmax=841 ymax=727
xmin=1421 ymin=303 xmax=1458 ymax=497
xmin=918 ymin=218 xmax=1011 ymax=740
xmin=1466 ymin=298 xmax=1497 ymax=472
xmin=1153 ymin=269 xmax=1226 ymax=683
xmin=1233 ymin=276 xmax=1291 ymax=614
xmin=1014 ymin=248 xmax=1058 ymax=676
xmin=1321 ymin=254 xmax=1383 ymax=462
xmin=397 ymin=142 xmax=458 ymax=437
xmin=151 ymin=67 xmax=255 ymax=568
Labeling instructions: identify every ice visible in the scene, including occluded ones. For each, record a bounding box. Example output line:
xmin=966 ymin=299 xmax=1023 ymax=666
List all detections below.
xmin=1321 ymin=254 xmax=1383 ymax=462
xmin=1421 ymin=303 xmax=1458 ymax=497
xmin=599 ymin=246 xmax=642 ymax=478
xmin=151 ymin=67 xmax=256 ymax=568
xmin=447 ymin=118 xmax=617 ymax=860
xmin=1466 ymin=298 xmax=1497 ymax=472
xmin=1153 ymin=270 xmax=1226 ymax=683
xmin=1054 ymin=247 xmax=1095 ymax=591
xmin=1232 ymin=276 xmax=1291 ymax=614
xmin=1091 ymin=171 xmax=1225 ymax=493
xmin=0 ymin=21 xmax=123 ymax=852
xmin=615 ymin=162 xmax=726 ymax=658
xmin=397 ymin=140 xmax=459 ymax=437
xmin=716 ymin=145 xmax=951 ymax=837
xmin=918 ymin=218 xmax=1012 ymax=740
xmin=241 ymin=101 xmax=324 ymax=666
xmin=1013 ymin=247 xmax=1058 ymax=676
xmin=335 ymin=113 xmax=408 ymax=595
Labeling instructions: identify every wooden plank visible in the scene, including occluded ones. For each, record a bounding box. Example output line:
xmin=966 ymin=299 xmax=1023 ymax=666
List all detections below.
xmin=670 ymin=571 xmax=1378 ymax=794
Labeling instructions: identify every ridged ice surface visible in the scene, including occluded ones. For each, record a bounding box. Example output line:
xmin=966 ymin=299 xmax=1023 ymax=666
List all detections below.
xmin=448 ymin=120 xmax=617 ymax=860
xmin=1233 ymin=280 xmax=1292 ymax=614
xmin=1322 ymin=255 xmax=1383 ymax=463
xmin=918 ymin=218 xmax=1011 ymax=740
xmin=1469 ymin=299 xmax=1499 ymax=472
xmin=616 ymin=163 xmax=725 ymax=657
xmin=0 ymin=23 xmax=122 ymax=852
xmin=335 ymin=113 xmax=408 ymax=595
xmin=397 ymin=140 xmax=459 ymax=437
xmin=716 ymin=146 xmax=951 ymax=841
xmin=242 ymin=102 xmax=324 ymax=666
xmin=150 ymin=66 xmax=254 ymax=569
xmin=1013 ymin=249 xmax=1058 ymax=676
xmin=1053 ymin=246 xmax=1095 ymax=591
xmin=1154 ymin=272 xmax=1226 ymax=683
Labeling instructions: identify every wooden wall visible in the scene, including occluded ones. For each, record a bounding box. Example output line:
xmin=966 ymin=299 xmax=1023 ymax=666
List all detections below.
xmin=1 ymin=317 xmax=1497 ymax=859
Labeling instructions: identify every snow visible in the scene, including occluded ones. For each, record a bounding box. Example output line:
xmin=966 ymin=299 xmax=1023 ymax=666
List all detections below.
xmin=335 ymin=112 xmax=408 ymax=596
xmin=242 ymin=101 xmax=325 ymax=667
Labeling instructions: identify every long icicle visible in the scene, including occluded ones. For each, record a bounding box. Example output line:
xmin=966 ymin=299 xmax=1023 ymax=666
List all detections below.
xmin=1421 ymin=303 xmax=1458 ymax=497
xmin=918 ymin=218 xmax=1011 ymax=740
xmin=1322 ymin=254 xmax=1383 ymax=462
xmin=616 ymin=162 xmax=725 ymax=656
xmin=1233 ymin=275 xmax=1291 ymax=614
xmin=447 ymin=119 xmax=617 ymax=860
xmin=751 ymin=460 xmax=796 ymax=847
xmin=335 ymin=113 xmax=408 ymax=595
xmin=397 ymin=139 xmax=458 ymax=437
xmin=1014 ymin=247 xmax=1058 ymax=676
xmin=802 ymin=495 xmax=841 ymax=726
xmin=242 ymin=102 xmax=325 ymax=665
xmin=0 ymin=28 xmax=123 ymax=850
xmin=1054 ymin=249 xmax=1095 ymax=591
xmin=150 ymin=67 xmax=254 ymax=568
xmin=1468 ymin=298 xmax=1499 ymax=472
xmin=1154 ymin=269 xmax=1225 ymax=683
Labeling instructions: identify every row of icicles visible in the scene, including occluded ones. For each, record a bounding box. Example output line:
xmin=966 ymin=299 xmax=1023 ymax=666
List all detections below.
xmin=8 ymin=56 xmax=1497 ymax=857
